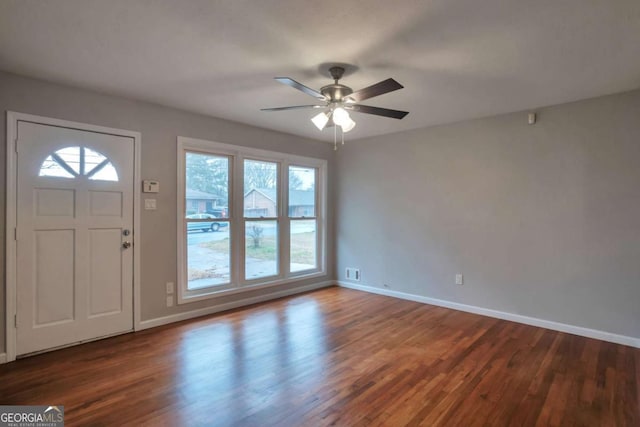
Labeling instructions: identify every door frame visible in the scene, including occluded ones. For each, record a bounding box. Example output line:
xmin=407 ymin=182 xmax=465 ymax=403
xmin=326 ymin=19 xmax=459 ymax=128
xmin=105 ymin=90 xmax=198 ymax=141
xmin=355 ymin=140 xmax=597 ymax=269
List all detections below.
xmin=5 ymin=111 xmax=142 ymax=362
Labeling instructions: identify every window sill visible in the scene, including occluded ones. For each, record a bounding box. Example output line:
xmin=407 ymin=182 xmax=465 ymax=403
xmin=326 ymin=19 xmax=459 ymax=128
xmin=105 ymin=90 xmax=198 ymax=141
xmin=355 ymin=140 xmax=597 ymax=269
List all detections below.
xmin=178 ymin=271 xmax=326 ymax=304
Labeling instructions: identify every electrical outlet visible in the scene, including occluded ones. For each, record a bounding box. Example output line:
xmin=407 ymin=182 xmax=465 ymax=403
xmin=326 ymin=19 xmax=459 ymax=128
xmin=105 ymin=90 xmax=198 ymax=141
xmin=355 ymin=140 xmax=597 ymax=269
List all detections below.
xmin=455 ymin=274 xmax=464 ymax=285
xmin=166 ymin=282 xmax=174 ymax=294
xmin=166 ymin=295 xmax=174 ymax=307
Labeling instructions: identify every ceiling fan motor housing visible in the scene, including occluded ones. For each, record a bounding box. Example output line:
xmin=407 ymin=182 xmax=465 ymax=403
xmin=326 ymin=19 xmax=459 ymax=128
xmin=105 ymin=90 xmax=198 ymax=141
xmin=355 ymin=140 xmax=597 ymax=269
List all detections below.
xmin=321 ymin=66 xmax=353 ymax=103
xmin=321 ymin=84 xmax=353 ymax=103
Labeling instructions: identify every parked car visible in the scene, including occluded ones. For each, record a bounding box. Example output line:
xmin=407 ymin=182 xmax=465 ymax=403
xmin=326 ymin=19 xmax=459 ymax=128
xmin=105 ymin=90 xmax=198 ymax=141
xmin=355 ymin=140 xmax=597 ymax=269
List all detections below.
xmin=186 ymin=213 xmax=228 ymax=232
xmin=206 ymin=207 xmax=228 ymax=218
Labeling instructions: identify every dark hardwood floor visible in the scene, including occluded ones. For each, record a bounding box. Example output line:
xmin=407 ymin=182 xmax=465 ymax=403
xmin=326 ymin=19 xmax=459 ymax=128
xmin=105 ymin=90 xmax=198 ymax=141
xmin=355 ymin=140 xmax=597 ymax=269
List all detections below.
xmin=1 ymin=286 xmax=638 ymax=426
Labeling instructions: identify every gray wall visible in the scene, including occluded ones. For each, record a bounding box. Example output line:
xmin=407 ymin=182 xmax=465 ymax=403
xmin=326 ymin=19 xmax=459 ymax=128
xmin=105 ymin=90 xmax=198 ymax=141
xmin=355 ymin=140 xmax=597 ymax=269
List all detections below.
xmin=336 ymin=89 xmax=640 ymax=339
xmin=0 ymin=71 xmax=336 ymax=353
xmin=3 ymin=68 xmax=638 ymax=354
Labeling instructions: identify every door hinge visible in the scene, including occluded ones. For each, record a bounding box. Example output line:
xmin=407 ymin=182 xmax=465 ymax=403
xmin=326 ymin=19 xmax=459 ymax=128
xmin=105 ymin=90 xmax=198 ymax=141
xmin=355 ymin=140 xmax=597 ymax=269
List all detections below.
xmin=14 ymin=314 xmax=17 ymax=328
xmin=14 ymin=139 xmax=19 ymax=154
xmin=14 ymin=228 xmax=17 ymax=241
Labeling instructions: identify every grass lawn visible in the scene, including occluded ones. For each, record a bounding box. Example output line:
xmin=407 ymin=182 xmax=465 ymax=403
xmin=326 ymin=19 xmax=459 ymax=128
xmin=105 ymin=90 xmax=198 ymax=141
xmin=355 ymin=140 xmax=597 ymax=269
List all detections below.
xmin=201 ymin=232 xmax=316 ymax=264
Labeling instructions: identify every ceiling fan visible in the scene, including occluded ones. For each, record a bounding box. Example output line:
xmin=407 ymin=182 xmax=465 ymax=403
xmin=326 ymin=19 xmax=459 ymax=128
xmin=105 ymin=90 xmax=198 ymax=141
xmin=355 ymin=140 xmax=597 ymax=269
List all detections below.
xmin=262 ymin=66 xmax=409 ymax=138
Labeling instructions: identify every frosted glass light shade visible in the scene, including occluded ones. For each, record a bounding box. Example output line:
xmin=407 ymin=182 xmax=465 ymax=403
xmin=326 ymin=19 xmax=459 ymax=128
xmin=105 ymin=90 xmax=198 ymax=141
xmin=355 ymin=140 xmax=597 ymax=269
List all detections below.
xmin=332 ymin=107 xmax=350 ymax=126
xmin=311 ymin=112 xmax=329 ymax=130
xmin=341 ymin=117 xmax=356 ymax=133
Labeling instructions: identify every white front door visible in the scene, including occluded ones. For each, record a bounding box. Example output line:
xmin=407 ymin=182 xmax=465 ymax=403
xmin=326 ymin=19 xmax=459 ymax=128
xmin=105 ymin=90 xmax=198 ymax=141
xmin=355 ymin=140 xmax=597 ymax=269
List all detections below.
xmin=15 ymin=121 xmax=134 ymax=356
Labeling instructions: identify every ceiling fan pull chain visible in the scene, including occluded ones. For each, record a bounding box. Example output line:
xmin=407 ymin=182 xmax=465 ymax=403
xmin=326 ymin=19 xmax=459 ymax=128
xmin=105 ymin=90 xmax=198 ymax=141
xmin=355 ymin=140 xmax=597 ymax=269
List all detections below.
xmin=341 ymin=127 xmax=345 ymax=145
xmin=334 ymin=124 xmax=337 ymax=151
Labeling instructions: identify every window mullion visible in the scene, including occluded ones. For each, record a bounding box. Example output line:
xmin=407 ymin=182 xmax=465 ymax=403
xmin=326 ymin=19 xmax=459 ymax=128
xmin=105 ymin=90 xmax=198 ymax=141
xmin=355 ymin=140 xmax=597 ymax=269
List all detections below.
xmin=281 ymin=160 xmax=290 ymax=277
xmin=234 ymin=153 xmax=244 ymax=286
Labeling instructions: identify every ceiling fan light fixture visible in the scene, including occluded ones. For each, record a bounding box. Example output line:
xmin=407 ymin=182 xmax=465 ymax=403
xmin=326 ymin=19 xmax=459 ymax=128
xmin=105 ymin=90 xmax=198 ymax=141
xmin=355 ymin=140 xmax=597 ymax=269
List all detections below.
xmin=341 ymin=117 xmax=356 ymax=133
xmin=263 ymin=67 xmax=408 ymax=148
xmin=332 ymin=107 xmax=350 ymax=126
xmin=311 ymin=111 xmax=330 ymax=130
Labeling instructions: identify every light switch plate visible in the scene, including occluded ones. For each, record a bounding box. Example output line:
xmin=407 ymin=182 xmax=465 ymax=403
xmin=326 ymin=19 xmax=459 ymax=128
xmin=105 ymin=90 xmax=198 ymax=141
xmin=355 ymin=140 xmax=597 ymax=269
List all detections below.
xmin=144 ymin=199 xmax=157 ymax=210
xmin=166 ymin=282 xmax=174 ymax=294
xmin=166 ymin=295 xmax=174 ymax=307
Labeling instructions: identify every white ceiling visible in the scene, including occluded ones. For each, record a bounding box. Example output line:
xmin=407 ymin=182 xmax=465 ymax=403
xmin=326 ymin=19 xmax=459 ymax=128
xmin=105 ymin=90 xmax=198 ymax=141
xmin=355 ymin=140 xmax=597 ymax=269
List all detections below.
xmin=1 ymin=0 xmax=639 ymax=142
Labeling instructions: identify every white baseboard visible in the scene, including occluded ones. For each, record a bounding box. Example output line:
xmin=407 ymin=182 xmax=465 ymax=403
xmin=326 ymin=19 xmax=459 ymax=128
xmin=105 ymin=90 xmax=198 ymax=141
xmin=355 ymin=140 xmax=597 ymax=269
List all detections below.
xmin=138 ymin=280 xmax=333 ymax=331
xmin=0 ymin=353 xmax=6 ymax=364
xmin=337 ymin=281 xmax=640 ymax=349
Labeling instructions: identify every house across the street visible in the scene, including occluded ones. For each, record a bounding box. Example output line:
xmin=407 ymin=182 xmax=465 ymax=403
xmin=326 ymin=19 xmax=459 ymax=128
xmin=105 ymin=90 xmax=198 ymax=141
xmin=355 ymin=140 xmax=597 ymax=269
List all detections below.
xmin=244 ymin=188 xmax=315 ymax=217
xmin=186 ymin=188 xmax=225 ymax=214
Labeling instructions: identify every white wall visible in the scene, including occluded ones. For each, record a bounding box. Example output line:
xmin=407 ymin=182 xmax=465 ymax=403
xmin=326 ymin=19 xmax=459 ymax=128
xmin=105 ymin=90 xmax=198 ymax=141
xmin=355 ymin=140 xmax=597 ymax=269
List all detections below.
xmin=336 ymin=89 xmax=640 ymax=341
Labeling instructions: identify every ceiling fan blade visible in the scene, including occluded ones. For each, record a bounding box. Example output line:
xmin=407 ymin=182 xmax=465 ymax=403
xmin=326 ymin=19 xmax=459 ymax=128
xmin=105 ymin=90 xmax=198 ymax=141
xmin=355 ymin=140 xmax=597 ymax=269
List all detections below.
xmin=261 ymin=105 xmax=324 ymax=111
xmin=275 ymin=77 xmax=326 ymax=100
xmin=349 ymin=104 xmax=409 ymax=119
xmin=345 ymin=78 xmax=404 ymax=103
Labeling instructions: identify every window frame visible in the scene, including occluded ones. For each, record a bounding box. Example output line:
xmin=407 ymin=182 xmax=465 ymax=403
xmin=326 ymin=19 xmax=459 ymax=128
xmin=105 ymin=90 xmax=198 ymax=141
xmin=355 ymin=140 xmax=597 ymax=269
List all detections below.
xmin=177 ymin=136 xmax=326 ymax=304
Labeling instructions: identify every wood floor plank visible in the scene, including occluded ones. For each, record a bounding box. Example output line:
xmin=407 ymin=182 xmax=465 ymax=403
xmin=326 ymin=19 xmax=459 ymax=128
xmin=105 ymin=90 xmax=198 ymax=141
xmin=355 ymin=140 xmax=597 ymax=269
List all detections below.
xmin=0 ymin=286 xmax=638 ymax=426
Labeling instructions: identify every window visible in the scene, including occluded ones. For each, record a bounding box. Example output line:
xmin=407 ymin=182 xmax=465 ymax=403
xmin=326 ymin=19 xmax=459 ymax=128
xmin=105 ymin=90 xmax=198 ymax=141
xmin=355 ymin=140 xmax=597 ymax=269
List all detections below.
xmin=39 ymin=146 xmax=119 ymax=181
xmin=289 ymin=166 xmax=317 ymax=273
xmin=183 ymin=152 xmax=230 ymax=290
xmin=177 ymin=137 xmax=326 ymax=302
xmin=244 ymin=159 xmax=279 ymax=280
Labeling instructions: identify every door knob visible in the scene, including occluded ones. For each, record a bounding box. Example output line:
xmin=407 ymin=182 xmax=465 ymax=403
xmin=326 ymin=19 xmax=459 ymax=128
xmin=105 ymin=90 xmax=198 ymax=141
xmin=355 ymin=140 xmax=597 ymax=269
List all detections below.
xmin=122 ymin=241 xmax=132 ymax=249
